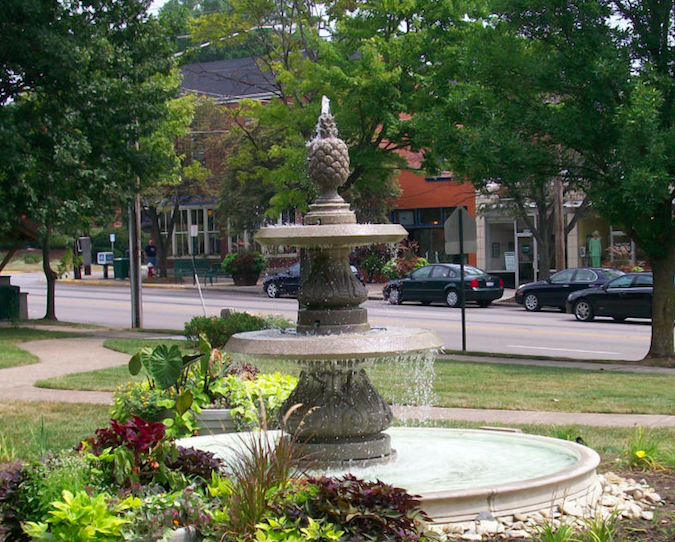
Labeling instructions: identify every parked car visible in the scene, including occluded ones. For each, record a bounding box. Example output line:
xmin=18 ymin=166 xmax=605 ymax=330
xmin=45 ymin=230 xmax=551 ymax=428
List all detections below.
xmin=263 ymin=262 xmax=364 ymax=298
xmin=515 ymin=267 xmax=625 ymax=312
xmin=382 ymin=263 xmax=504 ymax=307
xmin=565 ymin=272 xmax=654 ymax=322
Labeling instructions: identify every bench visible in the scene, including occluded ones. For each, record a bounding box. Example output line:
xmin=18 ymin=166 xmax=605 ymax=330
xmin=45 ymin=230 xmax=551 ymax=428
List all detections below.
xmin=173 ymin=260 xmax=226 ymax=285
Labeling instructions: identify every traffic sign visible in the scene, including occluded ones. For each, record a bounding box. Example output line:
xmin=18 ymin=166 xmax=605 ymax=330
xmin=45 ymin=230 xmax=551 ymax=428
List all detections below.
xmin=444 ymin=207 xmax=477 ymax=255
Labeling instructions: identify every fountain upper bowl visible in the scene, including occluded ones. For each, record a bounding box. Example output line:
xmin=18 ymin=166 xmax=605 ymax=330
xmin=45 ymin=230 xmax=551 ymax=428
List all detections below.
xmin=225 ymin=326 xmax=444 ymax=361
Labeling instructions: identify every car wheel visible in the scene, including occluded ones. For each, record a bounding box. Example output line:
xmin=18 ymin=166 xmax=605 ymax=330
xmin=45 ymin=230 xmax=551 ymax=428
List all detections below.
xmin=573 ymin=299 xmax=594 ymax=322
xmin=445 ymin=288 xmax=459 ymax=308
xmin=613 ymin=316 xmax=627 ymax=322
xmin=523 ymin=292 xmax=541 ymax=312
xmin=478 ymin=300 xmax=491 ymax=308
xmin=388 ymin=287 xmax=402 ymax=305
xmin=265 ymin=282 xmax=279 ymax=298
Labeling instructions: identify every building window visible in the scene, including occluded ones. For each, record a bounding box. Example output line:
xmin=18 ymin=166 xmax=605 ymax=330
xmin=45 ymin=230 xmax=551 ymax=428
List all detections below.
xmin=393 ymin=210 xmax=416 ymax=225
xmin=419 ymin=208 xmax=442 ymax=225
xmin=172 ymin=206 xmax=219 ymax=257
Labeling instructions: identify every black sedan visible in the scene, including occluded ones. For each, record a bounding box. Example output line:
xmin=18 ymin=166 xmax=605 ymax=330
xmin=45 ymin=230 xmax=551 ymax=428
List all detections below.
xmin=382 ymin=264 xmax=504 ymax=307
xmin=263 ymin=262 xmax=364 ymax=298
xmin=515 ymin=267 xmax=624 ymax=312
xmin=565 ymin=272 xmax=654 ymax=322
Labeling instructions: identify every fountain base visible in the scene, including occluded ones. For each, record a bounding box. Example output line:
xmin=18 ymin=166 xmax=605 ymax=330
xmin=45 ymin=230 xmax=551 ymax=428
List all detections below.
xmin=292 ymin=433 xmax=397 ymax=468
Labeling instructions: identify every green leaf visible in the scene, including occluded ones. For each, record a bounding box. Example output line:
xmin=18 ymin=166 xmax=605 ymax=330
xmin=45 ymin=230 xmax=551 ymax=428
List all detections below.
xmin=175 ymin=389 xmax=193 ymax=415
xmin=128 ymin=353 xmax=142 ymax=376
xmin=148 ymin=345 xmax=184 ymax=390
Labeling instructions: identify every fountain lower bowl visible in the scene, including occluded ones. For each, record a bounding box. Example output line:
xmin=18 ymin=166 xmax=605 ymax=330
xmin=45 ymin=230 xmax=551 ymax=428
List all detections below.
xmin=225 ymin=327 xmax=444 ymax=361
xmin=178 ymin=427 xmax=600 ymax=523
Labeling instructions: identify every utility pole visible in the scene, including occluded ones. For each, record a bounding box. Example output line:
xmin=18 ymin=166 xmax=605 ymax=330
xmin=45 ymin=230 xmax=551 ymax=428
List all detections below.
xmin=554 ymin=176 xmax=565 ymax=271
xmin=128 ymin=193 xmax=143 ymax=328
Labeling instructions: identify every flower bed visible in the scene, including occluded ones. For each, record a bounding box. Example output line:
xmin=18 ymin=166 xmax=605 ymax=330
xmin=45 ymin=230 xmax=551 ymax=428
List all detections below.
xmin=0 ymin=417 xmax=438 ymax=542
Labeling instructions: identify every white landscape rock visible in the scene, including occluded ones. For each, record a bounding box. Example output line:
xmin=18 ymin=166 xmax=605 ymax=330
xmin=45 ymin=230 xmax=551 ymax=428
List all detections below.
xmin=432 ymin=472 xmax=665 ymax=540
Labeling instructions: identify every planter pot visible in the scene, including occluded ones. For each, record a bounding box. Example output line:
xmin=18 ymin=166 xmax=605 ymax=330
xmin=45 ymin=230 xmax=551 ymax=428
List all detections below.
xmin=173 ymin=527 xmax=198 ymax=542
xmin=194 ymin=408 xmax=236 ymax=435
xmin=231 ymin=269 xmax=261 ymax=286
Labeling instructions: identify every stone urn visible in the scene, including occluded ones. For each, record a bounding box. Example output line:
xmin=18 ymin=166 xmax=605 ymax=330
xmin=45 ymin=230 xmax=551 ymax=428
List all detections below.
xmin=194 ymin=408 xmax=237 ymax=435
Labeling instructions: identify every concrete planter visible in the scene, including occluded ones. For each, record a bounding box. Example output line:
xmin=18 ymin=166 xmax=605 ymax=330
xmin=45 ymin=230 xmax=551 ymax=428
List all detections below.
xmin=194 ymin=408 xmax=236 ymax=435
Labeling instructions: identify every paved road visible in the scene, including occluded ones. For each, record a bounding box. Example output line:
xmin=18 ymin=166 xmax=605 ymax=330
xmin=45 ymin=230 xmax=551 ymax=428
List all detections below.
xmin=12 ymin=272 xmax=653 ymax=361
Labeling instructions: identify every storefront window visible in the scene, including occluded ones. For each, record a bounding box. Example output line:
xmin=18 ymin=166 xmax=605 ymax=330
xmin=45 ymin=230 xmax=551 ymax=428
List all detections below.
xmin=419 ymin=208 xmax=442 ymax=225
xmin=393 ymin=210 xmax=415 ymax=225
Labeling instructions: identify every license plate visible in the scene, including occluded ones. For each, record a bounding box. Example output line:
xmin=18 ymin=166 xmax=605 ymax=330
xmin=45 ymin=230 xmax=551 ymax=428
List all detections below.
xmin=486 ymin=281 xmax=494 ymax=287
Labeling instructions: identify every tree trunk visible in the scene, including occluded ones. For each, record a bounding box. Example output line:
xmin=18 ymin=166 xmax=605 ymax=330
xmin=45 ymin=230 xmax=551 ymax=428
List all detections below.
xmin=644 ymin=251 xmax=675 ymax=365
xmin=147 ymin=203 xmax=178 ymax=279
xmin=42 ymin=232 xmax=58 ymax=321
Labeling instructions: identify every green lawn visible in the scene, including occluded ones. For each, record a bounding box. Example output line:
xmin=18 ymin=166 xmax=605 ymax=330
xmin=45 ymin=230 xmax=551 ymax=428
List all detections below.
xmin=1 ymin=398 xmax=673 ymax=464
xmin=0 ymin=326 xmax=83 ymax=369
xmin=34 ymin=349 xmax=675 ymax=415
xmin=102 ymin=337 xmax=192 ymax=355
xmin=0 ymin=401 xmax=110 ymax=461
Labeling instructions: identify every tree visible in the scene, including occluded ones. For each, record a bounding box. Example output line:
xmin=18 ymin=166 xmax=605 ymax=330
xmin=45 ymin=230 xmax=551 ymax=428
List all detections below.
xmin=418 ymin=0 xmax=675 ymax=363
xmin=185 ymin=0 xmax=435 ymax=231
xmin=0 ymin=0 xmax=181 ymax=319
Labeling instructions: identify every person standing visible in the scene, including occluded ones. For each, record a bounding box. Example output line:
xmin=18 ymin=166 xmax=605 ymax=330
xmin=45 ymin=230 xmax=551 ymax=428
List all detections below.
xmin=144 ymin=239 xmax=158 ymax=267
xmin=588 ymin=230 xmax=602 ymax=267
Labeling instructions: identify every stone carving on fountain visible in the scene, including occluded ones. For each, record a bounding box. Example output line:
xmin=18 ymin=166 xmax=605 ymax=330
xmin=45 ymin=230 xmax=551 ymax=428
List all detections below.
xmin=225 ymin=97 xmax=443 ymax=466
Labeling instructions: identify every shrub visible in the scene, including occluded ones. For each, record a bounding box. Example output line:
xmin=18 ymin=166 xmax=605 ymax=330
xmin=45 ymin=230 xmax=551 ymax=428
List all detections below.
xmin=354 ymin=244 xmax=394 ymax=283
xmin=184 ymin=312 xmax=282 ymax=348
xmin=110 ymin=380 xmax=175 ymax=423
xmin=623 ymin=426 xmax=662 ymax=470
xmin=120 ymin=488 xmax=213 ymax=542
xmin=22 ymin=489 xmax=138 ymax=542
xmin=12 ymin=454 xmax=105 ymax=526
xmin=0 ymin=463 xmax=28 ymax=542
xmin=381 ymin=256 xmax=429 ymax=280
xmin=221 ymin=251 xmax=268 ymax=275
xmin=77 ymin=417 xmax=182 ymax=489
xmin=274 ymin=474 xmax=437 ymax=542
xmin=211 ymin=372 xmax=298 ymax=430
xmin=167 ymin=447 xmax=223 ymax=485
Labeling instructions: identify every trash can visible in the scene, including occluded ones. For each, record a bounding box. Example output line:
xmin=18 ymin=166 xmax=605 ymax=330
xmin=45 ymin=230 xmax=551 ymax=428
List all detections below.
xmin=113 ymin=258 xmax=130 ymax=279
xmin=0 ymin=285 xmax=20 ymax=319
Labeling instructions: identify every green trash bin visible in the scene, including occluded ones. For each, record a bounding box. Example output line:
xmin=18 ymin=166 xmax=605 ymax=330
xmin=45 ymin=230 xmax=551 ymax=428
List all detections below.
xmin=0 ymin=285 xmax=20 ymax=319
xmin=113 ymin=258 xmax=130 ymax=279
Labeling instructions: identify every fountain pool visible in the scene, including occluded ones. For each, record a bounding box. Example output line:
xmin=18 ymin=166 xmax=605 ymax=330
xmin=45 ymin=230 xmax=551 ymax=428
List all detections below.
xmin=178 ymin=427 xmax=600 ymax=523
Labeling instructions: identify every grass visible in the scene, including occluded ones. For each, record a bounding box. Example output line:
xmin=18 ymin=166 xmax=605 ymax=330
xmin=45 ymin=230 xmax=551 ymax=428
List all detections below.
xmin=33 ymin=345 xmax=675 ymax=414
xmin=0 ymin=401 xmax=110 ymax=461
xmin=1 ymin=398 xmax=674 ymax=464
xmin=429 ymin=359 xmax=675 ymax=414
xmin=33 ymin=338 xmax=192 ymax=391
xmin=102 ymin=337 xmax=190 ymax=355
xmin=0 ymin=326 xmax=83 ymax=369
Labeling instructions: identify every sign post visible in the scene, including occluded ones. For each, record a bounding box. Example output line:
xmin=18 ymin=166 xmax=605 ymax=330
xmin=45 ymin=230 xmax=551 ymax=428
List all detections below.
xmin=445 ymin=207 xmax=477 ymax=351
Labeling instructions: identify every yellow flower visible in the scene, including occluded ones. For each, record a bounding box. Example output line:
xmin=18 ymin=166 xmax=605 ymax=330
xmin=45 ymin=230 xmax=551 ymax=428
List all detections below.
xmin=635 ymin=450 xmax=646 ymax=458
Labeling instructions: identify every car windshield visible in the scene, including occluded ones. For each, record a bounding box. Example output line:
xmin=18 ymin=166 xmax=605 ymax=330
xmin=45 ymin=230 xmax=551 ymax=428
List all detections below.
xmin=600 ymin=269 xmax=625 ymax=279
xmin=457 ymin=265 xmax=484 ymax=276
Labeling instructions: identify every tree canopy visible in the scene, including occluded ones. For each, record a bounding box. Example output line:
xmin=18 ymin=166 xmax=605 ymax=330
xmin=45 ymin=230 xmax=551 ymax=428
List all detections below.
xmin=0 ymin=0 xmax=183 ymax=319
xmin=414 ymin=0 xmax=675 ymax=362
xmin=184 ymin=0 xmax=443 ymax=230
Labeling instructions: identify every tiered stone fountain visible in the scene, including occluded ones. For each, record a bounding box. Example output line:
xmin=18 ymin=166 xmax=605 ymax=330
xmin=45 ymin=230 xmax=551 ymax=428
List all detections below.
xmin=181 ymin=98 xmax=601 ymax=522
xmin=226 ymin=97 xmax=442 ymax=465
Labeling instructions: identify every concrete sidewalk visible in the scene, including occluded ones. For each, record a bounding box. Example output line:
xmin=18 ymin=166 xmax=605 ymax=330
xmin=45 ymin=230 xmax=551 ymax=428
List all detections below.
xmin=3 ymin=324 xmax=675 ymax=428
